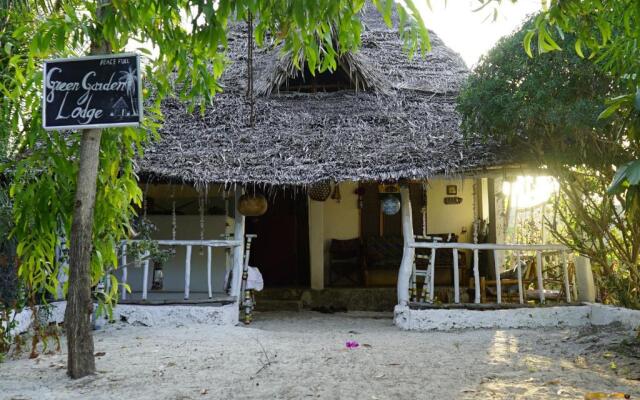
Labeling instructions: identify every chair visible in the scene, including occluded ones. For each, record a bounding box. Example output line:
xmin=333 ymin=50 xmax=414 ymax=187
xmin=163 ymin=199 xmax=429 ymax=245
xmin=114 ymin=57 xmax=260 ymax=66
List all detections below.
xmin=484 ymin=256 xmax=537 ymax=303
xmin=410 ymin=235 xmax=441 ymax=302
xmin=328 ymin=238 xmax=363 ymax=286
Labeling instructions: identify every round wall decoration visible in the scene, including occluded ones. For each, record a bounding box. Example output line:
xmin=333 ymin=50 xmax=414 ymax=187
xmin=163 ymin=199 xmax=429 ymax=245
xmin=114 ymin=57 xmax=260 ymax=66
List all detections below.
xmin=238 ymin=193 xmax=268 ymax=216
xmin=381 ymin=194 xmax=401 ymax=216
xmin=308 ymin=181 xmax=332 ymax=201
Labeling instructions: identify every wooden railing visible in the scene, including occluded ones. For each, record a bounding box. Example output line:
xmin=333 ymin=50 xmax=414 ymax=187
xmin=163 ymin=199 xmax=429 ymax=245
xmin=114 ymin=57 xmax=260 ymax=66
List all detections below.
xmin=405 ymin=242 xmax=572 ymax=305
xmin=396 ymin=185 xmax=573 ymax=307
xmin=118 ymin=239 xmax=243 ymax=301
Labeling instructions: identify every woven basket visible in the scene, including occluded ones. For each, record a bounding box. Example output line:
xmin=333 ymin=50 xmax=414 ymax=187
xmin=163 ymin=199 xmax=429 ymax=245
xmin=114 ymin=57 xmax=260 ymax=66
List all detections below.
xmin=308 ymin=182 xmax=332 ymax=201
xmin=238 ymin=194 xmax=268 ymax=216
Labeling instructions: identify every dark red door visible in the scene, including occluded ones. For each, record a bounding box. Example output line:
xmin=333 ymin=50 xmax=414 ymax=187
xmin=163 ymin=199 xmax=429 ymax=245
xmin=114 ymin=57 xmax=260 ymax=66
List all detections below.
xmin=245 ymin=191 xmax=309 ymax=287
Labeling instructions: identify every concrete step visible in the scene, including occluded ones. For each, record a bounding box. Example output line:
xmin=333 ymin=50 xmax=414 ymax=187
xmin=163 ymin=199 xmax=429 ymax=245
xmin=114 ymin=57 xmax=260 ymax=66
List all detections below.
xmin=255 ymin=288 xmax=305 ymax=301
xmin=254 ymin=298 xmax=303 ymax=312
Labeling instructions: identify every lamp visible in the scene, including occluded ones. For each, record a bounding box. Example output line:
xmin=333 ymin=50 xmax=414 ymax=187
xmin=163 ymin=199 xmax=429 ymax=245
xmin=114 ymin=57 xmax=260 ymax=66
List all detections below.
xmin=381 ymin=194 xmax=401 ymax=216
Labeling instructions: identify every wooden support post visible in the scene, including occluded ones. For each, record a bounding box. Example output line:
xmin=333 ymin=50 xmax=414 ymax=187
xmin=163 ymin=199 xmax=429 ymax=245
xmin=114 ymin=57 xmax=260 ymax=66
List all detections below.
xmin=453 ymin=248 xmax=460 ymax=304
xmin=121 ymin=243 xmax=127 ymax=300
xmin=562 ymin=251 xmax=571 ymax=303
xmin=397 ymin=186 xmax=415 ymax=306
xmin=231 ymin=190 xmax=246 ymax=300
xmin=429 ymin=248 xmax=436 ymax=302
xmin=536 ymin=250 xmax=545 ymax=303
xmin=142 ymin=251 xmax=149 ymax=301
xmin=516 ymin=252 xmax=524 ymax=304
xmin=473 ymin=249 xmax=480 ymax=304
xmin=207 ymin=246 xmax=213 ymax=299
xmin=493 ymin=249 xmax=502 ymax=304
xmin=480 ymin=276 xmax=486 ymax=303
xmin=184 ymin=245 xmax=192 ymax=300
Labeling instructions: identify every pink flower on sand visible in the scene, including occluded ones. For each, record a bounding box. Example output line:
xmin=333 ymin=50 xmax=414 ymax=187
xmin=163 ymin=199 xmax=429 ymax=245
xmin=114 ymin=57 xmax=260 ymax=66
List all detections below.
xmin=346 ymin=340 xmax=359 ymax=349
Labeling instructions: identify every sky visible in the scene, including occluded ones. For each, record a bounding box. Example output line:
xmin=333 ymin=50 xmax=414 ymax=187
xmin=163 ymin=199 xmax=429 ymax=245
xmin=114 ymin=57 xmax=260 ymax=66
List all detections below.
xmin=130 ymin=1 xmax=543 ymax=70
xmin=417 ymin=0 xmax=542 ymax=67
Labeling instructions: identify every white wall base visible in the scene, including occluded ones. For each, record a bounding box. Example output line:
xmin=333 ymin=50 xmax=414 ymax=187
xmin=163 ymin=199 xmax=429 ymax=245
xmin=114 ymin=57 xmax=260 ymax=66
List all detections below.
xmin=8 ymin=301 xmax=239 ymax=335
xmin=113 ymin=303 xmax=239 ymax=327
xmin=589 ymin=303 xmax=640 ymax=329
xmin=394 ymin=304 xmax=640 ymax=331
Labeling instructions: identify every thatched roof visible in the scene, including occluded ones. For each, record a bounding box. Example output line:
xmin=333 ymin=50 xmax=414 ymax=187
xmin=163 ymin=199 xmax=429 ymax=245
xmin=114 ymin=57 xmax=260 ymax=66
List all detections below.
xmin=139 ymin=6 xmax=501 ymax=186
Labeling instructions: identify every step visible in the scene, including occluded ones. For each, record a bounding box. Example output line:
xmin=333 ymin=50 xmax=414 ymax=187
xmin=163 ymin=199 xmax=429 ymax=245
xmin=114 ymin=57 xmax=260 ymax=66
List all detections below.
xmin=255 ymin=288 xmax=305 ymax=301
xmin=254 ymin=298 xmax=303 ymax=312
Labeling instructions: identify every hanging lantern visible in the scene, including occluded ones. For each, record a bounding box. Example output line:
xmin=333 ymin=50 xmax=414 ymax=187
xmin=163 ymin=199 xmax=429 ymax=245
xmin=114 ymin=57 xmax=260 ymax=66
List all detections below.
xmin=152 ymin=262 xmax=164 ymax=290
xmin=238 ymin=193 xmax=268 ymax=216
xmin=308 ymin=181 xmax=332 ymax=201
xmin=381 ymin=194 xmax=401 ymax=216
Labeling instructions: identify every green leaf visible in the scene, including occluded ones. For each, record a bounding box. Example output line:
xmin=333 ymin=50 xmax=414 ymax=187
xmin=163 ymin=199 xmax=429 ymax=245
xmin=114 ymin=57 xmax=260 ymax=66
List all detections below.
xmin=598 ymin=102 xmax=622 ymax=120
xmin=574 ymin=38 xmax=584 ymax=58
xmin=608 ymin=160 xmax=640 ymax=194
xmin=523 ymin=30 xmax=534 ymax=58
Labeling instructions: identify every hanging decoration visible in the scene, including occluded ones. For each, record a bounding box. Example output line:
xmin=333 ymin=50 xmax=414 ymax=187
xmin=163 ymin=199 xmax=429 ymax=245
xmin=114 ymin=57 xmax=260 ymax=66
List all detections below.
xmin=308 ymin=181 xmax=332 ymax=201
xmin=171 ymin=185 xmax=177 ymax=254
xmin=381 ymin=194 xmax=401 ymax=216
xmin=151 ymin=262 xmax=164 ymax=290
xmin=354 ymin=186 xmax=365 ymax=209
xmin=421 ymin=183 xmax=428 ymax=237
xmin=331 ymin=183 xmax=342 ymax=202
xmin=238 ymin=193 xmax=268 ymax=216
xmin=199 ymin=189 xmax=205 ymax=255
xmin=143 ymin=182 xmax=149 ymax=219
xmin=472 ymin=181 xmax=479 ymax=244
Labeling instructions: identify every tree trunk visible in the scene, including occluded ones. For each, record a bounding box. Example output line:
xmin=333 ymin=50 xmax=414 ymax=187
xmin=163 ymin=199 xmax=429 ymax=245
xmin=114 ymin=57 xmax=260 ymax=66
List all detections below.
xmin=65 ymin=16 xmax=110 ymax=376
xmin=65 ymin=128 xmax=102 ymax=378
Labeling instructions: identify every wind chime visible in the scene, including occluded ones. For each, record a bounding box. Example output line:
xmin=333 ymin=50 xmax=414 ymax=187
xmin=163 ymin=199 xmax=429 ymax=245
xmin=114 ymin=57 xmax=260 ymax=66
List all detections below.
xmin=472 ymin=181 xmax=479 ymax=245
xmin=143 ymin=182 xmax=149 ymax=219
xmin=198 ymin=188 xmax=206 ymax=256
xmin=171 ymin=186 xmax=177 ymax=242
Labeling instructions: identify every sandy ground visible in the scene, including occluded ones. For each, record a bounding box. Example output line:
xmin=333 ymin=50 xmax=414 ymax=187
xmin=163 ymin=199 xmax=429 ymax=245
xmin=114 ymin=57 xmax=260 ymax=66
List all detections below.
xmin=1 ymin=311 xmax=640 ymax=400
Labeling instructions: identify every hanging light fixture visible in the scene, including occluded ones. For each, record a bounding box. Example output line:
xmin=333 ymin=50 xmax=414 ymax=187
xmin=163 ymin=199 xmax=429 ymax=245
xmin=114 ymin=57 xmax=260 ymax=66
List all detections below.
xmin=381 ymin=194 xmax=401 ymax=216
xmin=308 ymin=181 xmax=332 ymax=201
xmin=238 ymin=192 xmax=268 ymax=216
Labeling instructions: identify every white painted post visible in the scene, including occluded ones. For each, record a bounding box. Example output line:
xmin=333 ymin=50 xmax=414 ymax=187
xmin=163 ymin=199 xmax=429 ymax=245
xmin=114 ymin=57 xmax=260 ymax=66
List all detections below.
xmin=397 ymin=186 xmax=415 ymax=305
xmin=231 ymin=190 xmax=246 ymax=300
xmin=453 ymin=248 xmax=460 ymax=304
xmin=562 ymin=251 xmax=571 ymax=303
xmin=142 ymin=251 xmax=149 ymax=301
xmin=516 ymin=252 xmax=524 ymax=304
xmin=207 ymin=246 xmax=213 ymax=299
xmin=184 ymin=245 xmax=192 ymax=300
xmin=536 ymin=250 xmax=545 ymax=303
xmin=473 ymin=249 xmax=480 ymax=304
xmin=493 ymin=249 xmax=502 ymax=304
xmin=429 ymin=248 xmax=436 ymax=302
xmin=121 ymin=243 xmax=127 ymax=300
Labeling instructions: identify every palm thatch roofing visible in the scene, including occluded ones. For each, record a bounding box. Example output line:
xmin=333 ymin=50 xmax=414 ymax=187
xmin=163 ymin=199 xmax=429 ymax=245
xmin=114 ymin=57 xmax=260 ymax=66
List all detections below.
xmin=139 ymin=6 xmax=501 ymax=187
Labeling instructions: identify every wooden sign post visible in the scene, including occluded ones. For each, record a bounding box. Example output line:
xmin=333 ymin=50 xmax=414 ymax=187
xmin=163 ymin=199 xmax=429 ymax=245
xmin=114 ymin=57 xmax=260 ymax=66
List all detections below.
xmin=43 ymin=49 xmax=143 ymax=378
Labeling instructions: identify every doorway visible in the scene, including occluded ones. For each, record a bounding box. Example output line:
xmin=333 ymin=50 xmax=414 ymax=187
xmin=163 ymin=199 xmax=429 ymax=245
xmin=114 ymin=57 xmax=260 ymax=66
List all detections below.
xmin=245 ymin=190 xmax=310 ymax=287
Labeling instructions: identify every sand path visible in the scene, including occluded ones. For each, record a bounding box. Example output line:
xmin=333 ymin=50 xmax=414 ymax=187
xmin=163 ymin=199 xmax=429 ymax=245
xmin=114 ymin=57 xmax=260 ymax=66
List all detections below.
xmin=1 ymin=311 xmax=639 ymax=399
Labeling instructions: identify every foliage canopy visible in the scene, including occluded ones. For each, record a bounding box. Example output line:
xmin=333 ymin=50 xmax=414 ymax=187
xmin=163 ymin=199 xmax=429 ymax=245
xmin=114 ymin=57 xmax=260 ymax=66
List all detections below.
xmin=458 ymin=16 xmax=640 ymax=307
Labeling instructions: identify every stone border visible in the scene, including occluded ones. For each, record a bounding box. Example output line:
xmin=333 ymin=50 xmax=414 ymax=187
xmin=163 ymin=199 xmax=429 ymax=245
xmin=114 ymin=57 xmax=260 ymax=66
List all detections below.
xmin=394 ymin=304 xmax=640 ymax=331
xmin=8 ymin=301 xmax=239 ymax=335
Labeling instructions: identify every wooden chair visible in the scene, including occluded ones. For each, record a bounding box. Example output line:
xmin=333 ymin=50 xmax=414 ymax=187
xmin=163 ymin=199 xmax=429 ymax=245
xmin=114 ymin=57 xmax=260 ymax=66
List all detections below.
xmin=328 ymin=238 xmax=363 ymax=286
xmin=483 ymin=256 xmax=537 ymax=303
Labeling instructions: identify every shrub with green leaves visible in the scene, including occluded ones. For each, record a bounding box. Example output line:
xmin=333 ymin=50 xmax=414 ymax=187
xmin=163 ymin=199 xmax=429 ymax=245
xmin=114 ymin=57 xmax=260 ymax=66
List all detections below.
xmin=458 ymin=17 xmax=640 ymax=308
